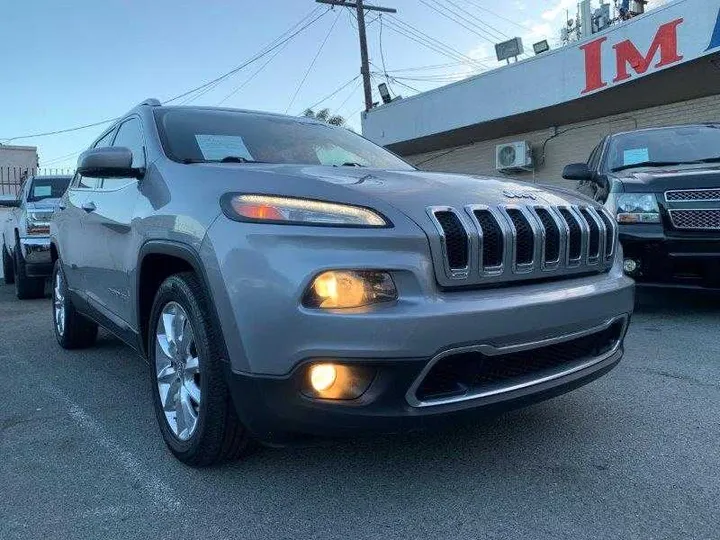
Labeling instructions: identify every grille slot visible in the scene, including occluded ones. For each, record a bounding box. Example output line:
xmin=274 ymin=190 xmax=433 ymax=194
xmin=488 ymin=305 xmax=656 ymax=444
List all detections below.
xmin=560 ymin=209 xmax=582 ymax=261
xmin=597 ymin=210 xmax=615 ymax=259
xmin=666 ymin=188 xmax=720 ymax=202
xmin=474 ymin=210 xmax=504 ymax=268
xmin=580 ymin=208 xmax=600 ymax=259
xmin=434 ymin=211 xmax=469 ymax=270
xmin=535 ymin=208 xmax=560 ymax=263
xmin=669 ymin=209 xmax=720 ymax=230
xmin=506 ymin=209 xmax=534 ymax=266
xmin=415 ymin=320 xmax=625 ymax=403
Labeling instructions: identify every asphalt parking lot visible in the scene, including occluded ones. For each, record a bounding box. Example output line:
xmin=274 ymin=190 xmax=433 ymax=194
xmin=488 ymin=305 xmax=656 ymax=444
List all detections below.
xmin=0 ymin=284 xmax=718 ymax=540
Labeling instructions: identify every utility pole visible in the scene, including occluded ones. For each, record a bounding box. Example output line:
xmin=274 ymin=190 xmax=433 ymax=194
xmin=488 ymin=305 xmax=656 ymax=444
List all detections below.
xmin=316 ymin=0 xmax=396 ymax=112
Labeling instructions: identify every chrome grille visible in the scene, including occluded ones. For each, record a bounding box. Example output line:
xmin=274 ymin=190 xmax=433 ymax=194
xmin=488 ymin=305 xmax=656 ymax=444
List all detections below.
xmin=669 ymin=209 xmax=720 ymax=230
xmin=429 ymin=204 xmax=616 ymax=287
xmin=665 ymin=188 xmax=720 ymax=202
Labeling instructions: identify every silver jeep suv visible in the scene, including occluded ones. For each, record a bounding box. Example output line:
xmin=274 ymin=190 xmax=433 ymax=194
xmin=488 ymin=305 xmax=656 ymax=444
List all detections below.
xmin=51 ymin=99 xmax=634 ymax=465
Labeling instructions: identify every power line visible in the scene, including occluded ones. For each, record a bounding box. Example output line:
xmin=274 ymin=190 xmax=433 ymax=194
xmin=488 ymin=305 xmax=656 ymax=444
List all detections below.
xmin=302 ymin=75 xmax=361 ymax=112
xmin=285 ymin=8 xmax=343 ymax=113
xmin=464 ymin=0 xmax=535 ymax=33
xmin=1 ymin=117 xmax=119 ymax=144
xmin=216 ymin=40 xmax=291 ymax=106
xmin=383 ymin=17 xmax=487 ymax=69
xmin=439 ymin=0 xmax=509 ymax=41
xmin=335 ymin=79 xmax=363 ymax=116
xmin=167 ymin=7 xmax=329 ymax=105
xmin=417 ymin=0 xmax=501 ymax=45
xmin=0 ymin=8 xmax=328 ymax=143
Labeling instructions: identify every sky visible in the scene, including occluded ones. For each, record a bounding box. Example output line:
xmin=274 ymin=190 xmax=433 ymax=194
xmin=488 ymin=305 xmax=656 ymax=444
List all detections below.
xmin=0 ymin=0 xmax=663 ymax=170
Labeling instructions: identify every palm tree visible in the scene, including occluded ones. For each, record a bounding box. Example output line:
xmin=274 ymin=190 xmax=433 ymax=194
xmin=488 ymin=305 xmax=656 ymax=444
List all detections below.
xmin=302 ymin=108 xmax=346 ymax=127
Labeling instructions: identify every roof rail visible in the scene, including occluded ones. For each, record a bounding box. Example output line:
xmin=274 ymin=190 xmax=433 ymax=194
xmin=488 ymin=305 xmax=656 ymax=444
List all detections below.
xmin=138 ymin=98 xmax=162 ymax=107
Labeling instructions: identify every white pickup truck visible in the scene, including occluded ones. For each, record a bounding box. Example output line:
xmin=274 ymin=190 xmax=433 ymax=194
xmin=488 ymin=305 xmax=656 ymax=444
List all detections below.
xmin=1 ymin=175 xmax=72 ymax=298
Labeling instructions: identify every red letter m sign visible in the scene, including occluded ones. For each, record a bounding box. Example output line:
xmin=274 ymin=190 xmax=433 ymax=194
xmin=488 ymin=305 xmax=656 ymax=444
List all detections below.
xmin=581 ymin=18 xmax=684 ymax=94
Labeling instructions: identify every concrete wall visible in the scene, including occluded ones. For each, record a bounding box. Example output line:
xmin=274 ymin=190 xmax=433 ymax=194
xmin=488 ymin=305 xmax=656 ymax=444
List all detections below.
xmin=0 ymin=145 xmax=38 ymax=171
xmin=406 ymin=93 xmax=720 ymax=188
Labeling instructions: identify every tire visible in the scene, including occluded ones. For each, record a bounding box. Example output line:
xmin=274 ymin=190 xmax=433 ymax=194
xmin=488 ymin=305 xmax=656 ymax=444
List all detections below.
xmin=149 ymin=272 xmax=249 ymax=466
xmin=14 ymin=242 xmax=45 ymax=299
xmin=52 ymin=260 xmax=98 ymax=349
xmin=2 ymin=246 xmax=14 ymax=284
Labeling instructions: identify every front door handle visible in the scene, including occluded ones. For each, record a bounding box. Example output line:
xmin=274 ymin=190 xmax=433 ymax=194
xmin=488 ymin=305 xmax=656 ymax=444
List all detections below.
xmin=58 ymin=202 xmax=66 ymax=210
xmin=81 ymin=201 xmax=96 ymax=213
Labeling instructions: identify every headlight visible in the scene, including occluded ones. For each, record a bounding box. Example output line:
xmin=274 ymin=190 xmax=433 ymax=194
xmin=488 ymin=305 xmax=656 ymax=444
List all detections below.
xmin=221 ymin=194 xmax=389 ymax=227
xmin=303 ymin=270 xmax=397 ymax=309
xmin=607 ymin=193 xmax=660 ymax=224
xmin=26 ymin=212 xmax=52 ymax=235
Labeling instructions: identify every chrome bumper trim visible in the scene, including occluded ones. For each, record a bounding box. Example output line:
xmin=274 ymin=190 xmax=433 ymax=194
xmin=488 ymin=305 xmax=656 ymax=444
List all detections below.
xmin=405 ymin=314 xmax=629 ymax=408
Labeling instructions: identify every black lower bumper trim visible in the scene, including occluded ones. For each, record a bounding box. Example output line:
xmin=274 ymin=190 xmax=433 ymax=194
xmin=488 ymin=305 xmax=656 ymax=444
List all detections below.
xmin=224 ymin=349 xmax=623 ymax=444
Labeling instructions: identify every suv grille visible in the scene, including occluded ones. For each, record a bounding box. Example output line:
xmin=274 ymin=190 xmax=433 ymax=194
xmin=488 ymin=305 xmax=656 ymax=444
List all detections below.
xmin=433 ymin=210 xmax=469 ymax=270
xmin=507 ymin=209 xmax=534 ymax=265
xmin=428 ymin=204 xmax=615 ymax=287
xmin=665 ymin=188 xmax=720 ymax=202
xmin=474 ymin=209 xmax=504 ymax=268
xmin=559 ymin=208 xmax=582 ymax=261
xmin=535 ymin=208 xmax=560 ymax=263
xmin=669 ymin=209 xmax=720 ymax=230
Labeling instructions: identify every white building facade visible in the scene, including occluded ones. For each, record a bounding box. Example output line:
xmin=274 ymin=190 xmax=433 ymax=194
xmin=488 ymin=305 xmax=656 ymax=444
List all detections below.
xmin=362 ymin=0 xmax=720 ymax=186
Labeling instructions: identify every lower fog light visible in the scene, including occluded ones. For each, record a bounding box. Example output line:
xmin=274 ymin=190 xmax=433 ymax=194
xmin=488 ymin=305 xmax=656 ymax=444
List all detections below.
xmin=302 ymin=363 xmax=376 ymax=400
xmin=310 ymin=364 xmax=337 ymax=392
xmin=623 ymin=258 xmax=639 ymax=275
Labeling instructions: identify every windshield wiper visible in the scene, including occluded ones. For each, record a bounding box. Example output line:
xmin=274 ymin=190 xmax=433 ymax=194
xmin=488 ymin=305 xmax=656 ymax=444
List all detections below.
xmin=335 ymin=162 xmax=366 ymax=167
xmin=182 ymin=156 xmax=262 ymax=164
xmin=611 ymin=160 xmax=685 ymax=172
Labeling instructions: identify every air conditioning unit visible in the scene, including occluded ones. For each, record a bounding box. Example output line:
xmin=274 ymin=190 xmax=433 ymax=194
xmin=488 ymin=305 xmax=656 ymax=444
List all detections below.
xmin=496 ymin=141 xmax=533 ymax=172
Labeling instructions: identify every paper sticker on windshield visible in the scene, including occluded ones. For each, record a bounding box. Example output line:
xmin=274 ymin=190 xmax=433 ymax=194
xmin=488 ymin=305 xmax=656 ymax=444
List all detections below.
xmin=195 ymin=134 xmax=254 ymax=161
xmin=33 ymin=185 xmax=52 ymax=198
xmin=623 ymin=148 xmax=650 ymax=166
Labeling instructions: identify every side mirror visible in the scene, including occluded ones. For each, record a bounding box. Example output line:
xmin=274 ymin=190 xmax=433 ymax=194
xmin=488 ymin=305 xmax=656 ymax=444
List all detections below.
xmin=77 ymin=147 xmax=142 ymax=178
xmin=562 ymin=163 xmax=593 ymax=181
xmin=0 ymin=198 xmax=20 ymax=208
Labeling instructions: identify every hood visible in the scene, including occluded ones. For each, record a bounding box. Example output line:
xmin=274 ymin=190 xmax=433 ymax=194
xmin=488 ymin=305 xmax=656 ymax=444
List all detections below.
xmin=193 ymin=163 xmax=593 ymax=216
xmin=614 ymin=166 xmax=720 ymax=193
xmin=26 ymin=198 xmax=62 ymax=211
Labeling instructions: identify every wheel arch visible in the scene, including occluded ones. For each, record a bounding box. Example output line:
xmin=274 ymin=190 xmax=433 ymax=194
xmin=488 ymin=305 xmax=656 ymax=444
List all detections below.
xmin=136 ymin=240 xmax=230 ymax=362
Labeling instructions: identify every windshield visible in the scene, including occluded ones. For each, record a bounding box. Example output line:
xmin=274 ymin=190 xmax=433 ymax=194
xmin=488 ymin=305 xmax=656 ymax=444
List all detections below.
xmin=154 ymin=108 xmax=413 ymax=170
xmin=607 ymin=125 xmax=720 ymax=171
xmin=27 ymin=177 xmax=71 ymax=203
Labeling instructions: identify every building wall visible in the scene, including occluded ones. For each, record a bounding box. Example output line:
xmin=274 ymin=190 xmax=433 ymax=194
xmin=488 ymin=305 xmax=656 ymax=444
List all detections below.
xmin=0 ymin=145 xmax=39 ymax=171
xmin=406 ymin=93 xmax=720 ymax=188
xmin=0 ymin=145 xmax=39 ymax=196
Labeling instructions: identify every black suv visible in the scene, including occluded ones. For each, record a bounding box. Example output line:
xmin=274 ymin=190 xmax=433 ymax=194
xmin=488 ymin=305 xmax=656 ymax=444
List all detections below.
xmin=563 ymin=124 xmax=720 ymax=290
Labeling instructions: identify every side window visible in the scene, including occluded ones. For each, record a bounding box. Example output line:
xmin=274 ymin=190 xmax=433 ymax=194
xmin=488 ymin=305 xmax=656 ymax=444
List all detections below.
xmin=94 ymin=129 xmax=116 ymax=149
xmin=587 ymin=141 xmax=601 ymax=171
xmin=112 ymin=118 xmax=145 ymax=168
xmin=102 ymin=118 xmax=145 ymax=190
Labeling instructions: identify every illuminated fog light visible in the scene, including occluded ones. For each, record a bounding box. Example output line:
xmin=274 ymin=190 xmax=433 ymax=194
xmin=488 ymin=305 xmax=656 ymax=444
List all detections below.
xmin=623 ymin=258 xmax=639 ymax=274
xmin=309 ymin=363 xmax=337 ymax=392
xmin=302 ymin=363 xmax=376 ymax=400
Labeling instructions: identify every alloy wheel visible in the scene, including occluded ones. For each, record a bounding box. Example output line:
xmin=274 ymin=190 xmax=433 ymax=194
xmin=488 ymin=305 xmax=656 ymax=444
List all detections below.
xmin=155 ymin=301 xmax=201 ymax=441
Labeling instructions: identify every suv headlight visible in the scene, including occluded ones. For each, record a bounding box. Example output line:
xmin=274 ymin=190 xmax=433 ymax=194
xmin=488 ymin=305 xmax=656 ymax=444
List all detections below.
xmin=607 ymin=193 xmax=660 ymax=224
xmin=221 ymin=194 xmax=389 ymax=227
xmin=26 ymin=212 xmax=52 ymax=235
